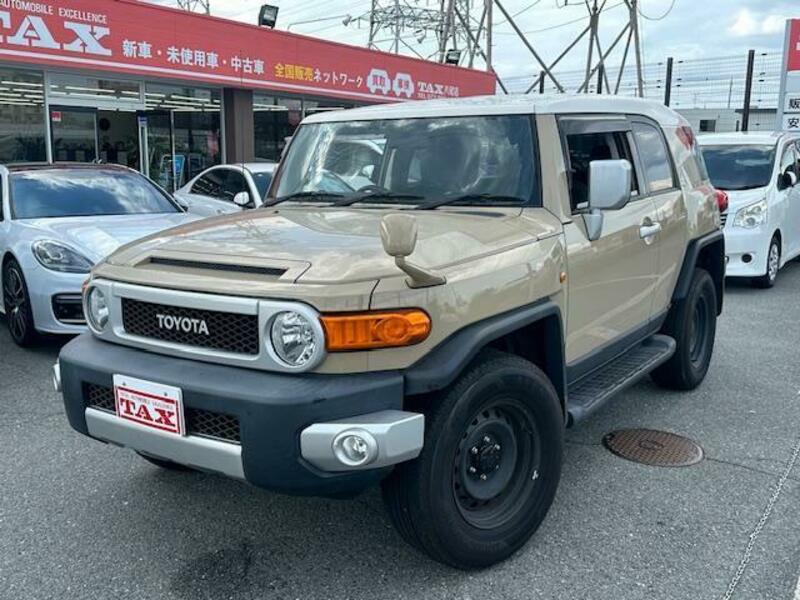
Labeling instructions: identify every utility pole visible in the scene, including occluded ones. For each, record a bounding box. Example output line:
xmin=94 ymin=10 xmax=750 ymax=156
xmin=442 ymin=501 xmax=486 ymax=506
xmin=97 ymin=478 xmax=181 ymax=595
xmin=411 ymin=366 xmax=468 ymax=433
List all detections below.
xmin=628 ymin=0 xmax=644 ymax=97
xmin=485 ymin=0 xmax=493 ymax=73
xmin=742 ymin=49 xmax=756 ymax=132
xmin=177 ymin=0 xmax=210 ymax=14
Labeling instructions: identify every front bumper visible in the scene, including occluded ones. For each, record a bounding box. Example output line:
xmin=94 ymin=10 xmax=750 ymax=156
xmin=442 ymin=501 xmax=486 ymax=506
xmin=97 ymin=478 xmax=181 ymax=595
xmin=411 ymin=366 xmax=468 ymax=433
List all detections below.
xmin=27 ymin=267 xmax=87 ymax=334
xmin=59 ymin=334 xmax=422 ymax=497
xmin=723 ymin=225 xmax=772 ymax=278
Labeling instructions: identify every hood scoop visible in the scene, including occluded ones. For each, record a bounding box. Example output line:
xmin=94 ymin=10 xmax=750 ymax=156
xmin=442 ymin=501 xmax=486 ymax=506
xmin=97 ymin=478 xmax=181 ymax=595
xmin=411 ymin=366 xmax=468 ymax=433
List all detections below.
xmin=147 ymin=257 xmax=287 ymax=278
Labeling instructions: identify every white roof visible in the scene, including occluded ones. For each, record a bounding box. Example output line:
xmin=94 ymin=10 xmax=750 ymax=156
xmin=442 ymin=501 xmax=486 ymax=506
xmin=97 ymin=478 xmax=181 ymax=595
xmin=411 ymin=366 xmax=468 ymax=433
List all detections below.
xmin=698 ymin=131 xmax=796 ymax=146
xmin=242 ymin=162 xmax=277 ymax=173
xmin=302 ymin=94 xmax=685 ymax=126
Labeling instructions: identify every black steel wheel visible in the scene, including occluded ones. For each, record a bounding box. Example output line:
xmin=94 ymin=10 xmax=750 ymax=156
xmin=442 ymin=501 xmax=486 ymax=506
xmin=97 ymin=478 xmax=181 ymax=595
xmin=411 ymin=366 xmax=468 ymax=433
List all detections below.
xmin=382 ymin=350 xmax=564 ymax=569
xmin=453 ymin=401 xmax=540 ymax=530
xmin=3 ymin=259 xmax=37 ymax=347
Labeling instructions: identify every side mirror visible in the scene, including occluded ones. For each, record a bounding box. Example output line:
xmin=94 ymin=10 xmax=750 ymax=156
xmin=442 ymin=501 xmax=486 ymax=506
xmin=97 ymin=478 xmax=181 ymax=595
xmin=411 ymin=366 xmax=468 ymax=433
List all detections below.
xmin=233 ymin=191 xmax=253 ymax=208
xmin=380 ymin=213 xmax=418 ymax=258
xmin=779 ymin=171 xmax=798 ymax=191
xmin=380 ymin=214 xmax=445 ymax=288
xmin=584 ymin=160 xmax=633 ymax=241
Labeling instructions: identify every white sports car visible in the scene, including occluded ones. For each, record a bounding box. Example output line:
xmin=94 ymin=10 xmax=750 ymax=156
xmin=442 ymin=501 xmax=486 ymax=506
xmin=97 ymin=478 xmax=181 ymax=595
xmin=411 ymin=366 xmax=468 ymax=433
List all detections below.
xmin=174 ymin=162 xmax=277 ymax=217
xmin=0 ymin=163 xmax=198 ymax=346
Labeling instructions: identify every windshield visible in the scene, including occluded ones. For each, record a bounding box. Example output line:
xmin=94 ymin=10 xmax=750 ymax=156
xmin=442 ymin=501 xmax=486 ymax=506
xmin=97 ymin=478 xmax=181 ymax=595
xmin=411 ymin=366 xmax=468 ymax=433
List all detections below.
xmin=10 ymin=169 xmax=181 ymax=219
xmin=251 ymin=170 xmax=273 ymax=200
xmin=701 ymin=144 xmax=776 ymax=190
xmin=272 ymin=115 xmax=538 ymax=205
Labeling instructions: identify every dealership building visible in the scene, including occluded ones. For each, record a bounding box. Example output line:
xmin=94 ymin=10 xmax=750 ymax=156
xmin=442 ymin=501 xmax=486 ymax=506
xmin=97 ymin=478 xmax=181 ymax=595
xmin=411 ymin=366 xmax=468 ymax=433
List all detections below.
xmin=0 ymin=0 xmax=495 ymax=190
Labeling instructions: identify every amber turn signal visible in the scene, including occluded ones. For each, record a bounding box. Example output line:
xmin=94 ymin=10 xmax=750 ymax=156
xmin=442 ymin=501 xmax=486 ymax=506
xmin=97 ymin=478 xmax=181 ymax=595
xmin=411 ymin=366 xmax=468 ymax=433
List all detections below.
xmin=321 ymin=310 xmax=431 ymax=351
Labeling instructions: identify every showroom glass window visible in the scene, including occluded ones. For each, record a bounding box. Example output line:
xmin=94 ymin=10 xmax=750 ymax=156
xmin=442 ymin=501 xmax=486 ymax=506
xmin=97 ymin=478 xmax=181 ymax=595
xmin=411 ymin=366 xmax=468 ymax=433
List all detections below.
xmin=145 ymin=84 xmax=222 ymax=190
xmin=253 ymin=93 xmax=302 ymax=161
xmin=0 ymin=68 xmax=46 ymax=163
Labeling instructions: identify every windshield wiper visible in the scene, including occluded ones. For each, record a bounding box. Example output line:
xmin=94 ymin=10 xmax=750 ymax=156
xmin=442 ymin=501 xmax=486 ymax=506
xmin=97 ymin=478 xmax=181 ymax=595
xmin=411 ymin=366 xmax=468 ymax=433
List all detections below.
xmin=332 ymin=192 xmax=424 ymax=207
xmin=416 ymin=193 xmax=527 ymax=210
xmin=263 ymin=191 xmax=346 ymax=207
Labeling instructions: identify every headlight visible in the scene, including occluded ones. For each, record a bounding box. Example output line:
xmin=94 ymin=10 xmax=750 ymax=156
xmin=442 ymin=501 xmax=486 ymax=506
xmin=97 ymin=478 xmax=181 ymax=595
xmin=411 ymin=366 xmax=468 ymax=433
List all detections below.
xmin=270 ymin=311 xmax=320 ymax=368
xmin=32 ymin=240 xmax=93 ymax=273
xmin=85 ymin=286 xmax=109 ymax=332
xmin=733 ymin=199 xmax=768 ymax=229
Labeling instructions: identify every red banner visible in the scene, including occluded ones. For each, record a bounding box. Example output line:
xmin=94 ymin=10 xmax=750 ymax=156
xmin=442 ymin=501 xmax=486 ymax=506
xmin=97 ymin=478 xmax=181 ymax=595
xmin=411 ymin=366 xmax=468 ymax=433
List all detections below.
xmin=788 ymin=19 xmax=800 ymax=72
xmin=0 ymin=0 xmax=496 ymax=102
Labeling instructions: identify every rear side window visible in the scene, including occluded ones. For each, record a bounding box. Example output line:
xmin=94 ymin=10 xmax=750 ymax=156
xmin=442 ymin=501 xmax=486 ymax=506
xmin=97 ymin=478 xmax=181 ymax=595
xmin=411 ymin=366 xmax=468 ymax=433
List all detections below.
xmin=565 ymin=130 xmax=639 ymax=211
xmin=631 ymin=122 xmax=676 ymax=193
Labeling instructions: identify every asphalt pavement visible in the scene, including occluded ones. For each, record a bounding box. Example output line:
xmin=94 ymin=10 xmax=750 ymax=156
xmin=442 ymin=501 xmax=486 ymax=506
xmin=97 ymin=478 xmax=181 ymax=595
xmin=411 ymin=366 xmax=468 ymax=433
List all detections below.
xmin=1 ymin=263 xmax=799 ymax=600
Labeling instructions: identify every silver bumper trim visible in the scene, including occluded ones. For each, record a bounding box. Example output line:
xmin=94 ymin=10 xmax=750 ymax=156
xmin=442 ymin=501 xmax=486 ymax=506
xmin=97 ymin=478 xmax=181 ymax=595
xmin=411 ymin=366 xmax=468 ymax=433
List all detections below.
xmin=300 ymin=410 xmax=424 ymax=472
xmin=85 ymin=408 xmax=245 ymax=479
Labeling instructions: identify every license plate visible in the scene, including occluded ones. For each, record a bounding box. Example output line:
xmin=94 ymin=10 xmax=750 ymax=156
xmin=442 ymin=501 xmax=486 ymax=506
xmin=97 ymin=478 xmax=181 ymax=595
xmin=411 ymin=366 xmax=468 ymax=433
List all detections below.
xmin=113 ymin=375 xmax=185 ymax=436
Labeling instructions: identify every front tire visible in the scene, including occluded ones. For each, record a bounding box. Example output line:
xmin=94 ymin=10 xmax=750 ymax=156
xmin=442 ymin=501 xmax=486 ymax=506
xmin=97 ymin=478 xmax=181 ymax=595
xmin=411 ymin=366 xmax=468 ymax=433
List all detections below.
xmin=651 ymin=268 xmax=717 ymax=391
xmin=381 ymin=350 xmax=564 ymax=569
xmin=2 ymin=259 xmax=37 ymax=347
xmin=753 ymin=237 xmax=780 ymax=288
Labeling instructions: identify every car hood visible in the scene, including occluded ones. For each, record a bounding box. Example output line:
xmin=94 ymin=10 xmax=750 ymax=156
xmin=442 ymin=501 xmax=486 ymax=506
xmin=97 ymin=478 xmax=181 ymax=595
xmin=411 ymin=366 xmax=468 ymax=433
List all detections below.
xmin=106 ymin=206 xmax=561 ymax=284
xmin=720 ymin=187 xmax=768 ymax=212
xmin=20 ymin=213 xmax=198 ymax=264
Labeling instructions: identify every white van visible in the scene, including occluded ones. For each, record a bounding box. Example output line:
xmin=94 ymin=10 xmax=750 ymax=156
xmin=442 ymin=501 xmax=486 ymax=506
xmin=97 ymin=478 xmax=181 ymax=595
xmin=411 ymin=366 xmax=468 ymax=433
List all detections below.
xmin=699 ymin=132 xmax=800 ymax=287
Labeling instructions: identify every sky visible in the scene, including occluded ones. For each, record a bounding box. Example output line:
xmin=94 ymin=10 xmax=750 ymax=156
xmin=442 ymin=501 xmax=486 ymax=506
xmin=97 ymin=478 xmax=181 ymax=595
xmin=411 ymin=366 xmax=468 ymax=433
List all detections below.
xmin=145 ymin=0 xmax=797 ymax=83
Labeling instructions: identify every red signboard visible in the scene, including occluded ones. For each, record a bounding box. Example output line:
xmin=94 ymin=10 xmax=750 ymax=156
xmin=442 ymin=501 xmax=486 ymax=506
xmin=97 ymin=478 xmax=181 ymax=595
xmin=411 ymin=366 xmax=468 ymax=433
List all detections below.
xmin=788 ymin=19 xmax=800 ymax=72
xmin=0 ymin=0 xmax=497 ymax=102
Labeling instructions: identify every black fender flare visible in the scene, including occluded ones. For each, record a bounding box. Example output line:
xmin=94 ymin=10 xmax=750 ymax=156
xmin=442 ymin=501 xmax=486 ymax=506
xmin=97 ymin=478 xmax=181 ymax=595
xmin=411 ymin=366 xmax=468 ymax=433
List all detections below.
xmin=404 ymin=299 xmax=566 ymax=405
xmin=673 ymin=230 xmax=725 ymax=315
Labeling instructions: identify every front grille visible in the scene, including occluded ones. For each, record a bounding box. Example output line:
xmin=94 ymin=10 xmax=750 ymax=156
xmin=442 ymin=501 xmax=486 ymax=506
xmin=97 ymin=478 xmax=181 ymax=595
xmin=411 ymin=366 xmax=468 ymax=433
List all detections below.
xmin=720 ymin=212 xmax=728 ymax=228
xmin=84 ymin=384 xmax=241 ymax=444
xmin=121 ymin=298 xmax=259 ymax=355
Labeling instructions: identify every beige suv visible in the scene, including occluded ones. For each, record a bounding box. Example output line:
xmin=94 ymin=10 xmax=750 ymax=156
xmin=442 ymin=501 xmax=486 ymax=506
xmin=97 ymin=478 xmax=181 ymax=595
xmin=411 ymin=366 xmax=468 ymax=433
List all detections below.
xmin=56 ymin=95 xmax=725 ymax=569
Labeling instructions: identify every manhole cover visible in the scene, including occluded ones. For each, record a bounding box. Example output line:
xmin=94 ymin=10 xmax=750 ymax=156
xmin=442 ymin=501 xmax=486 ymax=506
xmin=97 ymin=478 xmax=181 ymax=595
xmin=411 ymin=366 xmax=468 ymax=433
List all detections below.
xmin=602 ymin=429 xmax=704 ymax=467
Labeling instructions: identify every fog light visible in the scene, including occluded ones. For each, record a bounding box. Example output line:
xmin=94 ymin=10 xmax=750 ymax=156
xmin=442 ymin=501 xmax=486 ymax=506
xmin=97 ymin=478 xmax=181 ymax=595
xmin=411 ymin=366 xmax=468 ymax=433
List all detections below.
xmin=332 ymin=429 xmax=378 ymax=467
xmin=742 ymin=253 xmax=753 ymax=264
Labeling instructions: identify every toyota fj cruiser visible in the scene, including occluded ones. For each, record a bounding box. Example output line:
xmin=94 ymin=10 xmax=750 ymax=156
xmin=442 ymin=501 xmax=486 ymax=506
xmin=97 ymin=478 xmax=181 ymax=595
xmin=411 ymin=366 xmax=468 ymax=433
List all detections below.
xmin=56 ymin=95 xmax=724 ymax=569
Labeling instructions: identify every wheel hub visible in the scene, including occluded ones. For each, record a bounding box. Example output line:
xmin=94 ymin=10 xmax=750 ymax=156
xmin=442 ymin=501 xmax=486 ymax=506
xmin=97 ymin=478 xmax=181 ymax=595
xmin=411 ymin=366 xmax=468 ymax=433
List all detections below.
xmin=469 ymin=435 xmax=503 ymax=479
xmin=457 ymin=411 xmax=519 ymax=502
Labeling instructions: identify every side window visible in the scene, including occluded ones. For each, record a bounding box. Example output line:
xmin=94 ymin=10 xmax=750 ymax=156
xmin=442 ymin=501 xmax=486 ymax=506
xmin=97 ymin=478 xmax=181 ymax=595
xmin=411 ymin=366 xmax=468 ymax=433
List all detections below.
xmin=221 ymin=170 xmax=249 ymax=201
xmin=565 ymin=130 xmax=639 ymax=211
xmin=191 ymin=170 xmax=226 ymax=199
xmin=631 ymin=122 xmax=676 ymax=193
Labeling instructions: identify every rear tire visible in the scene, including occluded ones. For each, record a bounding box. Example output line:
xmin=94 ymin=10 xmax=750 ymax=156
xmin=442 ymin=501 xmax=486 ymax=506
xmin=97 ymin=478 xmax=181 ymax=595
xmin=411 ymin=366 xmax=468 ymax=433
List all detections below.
xmin=651 ymin=268 xmax=717 ymax=391
xmin=753 ymin=237 xmax=780 ymax=288
xmin=381 ymin=350 xmax=564 ymax=569
xmin=136 ymin=452 xmax=195 ymax=472
xmin=2 ymin=259 xmax=37 ymax=347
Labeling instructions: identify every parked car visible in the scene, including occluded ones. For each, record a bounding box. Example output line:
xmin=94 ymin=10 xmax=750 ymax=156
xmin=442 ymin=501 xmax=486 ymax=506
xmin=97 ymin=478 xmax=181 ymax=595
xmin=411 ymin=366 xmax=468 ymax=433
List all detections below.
xmin=175 ymin=162 xmax=277 ymax=217
xmin=699 ymin=132 xmax=800 ymax=287
xmin=0 ymin=163 xmax=198 ymax=346
xmin=56 ymin=96 xmax=724 ymax=569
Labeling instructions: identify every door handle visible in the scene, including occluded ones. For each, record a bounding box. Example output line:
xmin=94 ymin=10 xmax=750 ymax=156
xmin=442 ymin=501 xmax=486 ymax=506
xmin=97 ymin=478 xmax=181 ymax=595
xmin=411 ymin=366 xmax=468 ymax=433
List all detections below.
xmin=639 ymin=222 xmax=662 ymax=240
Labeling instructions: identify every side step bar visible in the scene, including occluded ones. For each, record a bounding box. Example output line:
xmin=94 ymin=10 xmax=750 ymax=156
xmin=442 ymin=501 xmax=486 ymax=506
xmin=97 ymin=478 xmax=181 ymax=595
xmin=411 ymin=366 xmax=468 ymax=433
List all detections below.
xmin=567 ymin=334 xmax=676 ymax=425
